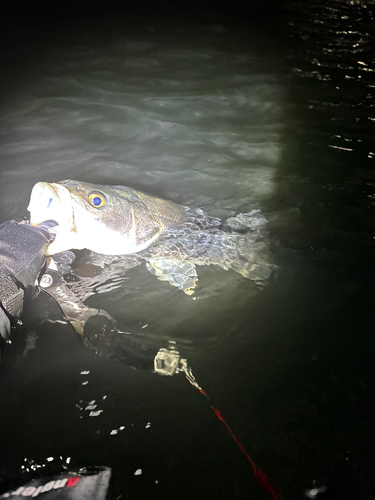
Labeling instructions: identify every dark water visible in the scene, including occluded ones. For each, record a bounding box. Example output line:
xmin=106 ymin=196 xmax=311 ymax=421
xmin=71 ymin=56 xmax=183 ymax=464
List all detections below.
xmin=0 ymin=1 xmax=375 ymax=498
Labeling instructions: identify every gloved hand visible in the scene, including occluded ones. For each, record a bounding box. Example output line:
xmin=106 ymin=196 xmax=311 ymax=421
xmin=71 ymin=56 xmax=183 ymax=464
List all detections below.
xmin=81 ymin=314 xmax=160 ymax=371
xmin=82 ymin=313 xmax=186 ymax=375
xmin=38 ymin=257 xmax=184 ymax=374
xmin=0 ymin=219 xmax=55 ymax=341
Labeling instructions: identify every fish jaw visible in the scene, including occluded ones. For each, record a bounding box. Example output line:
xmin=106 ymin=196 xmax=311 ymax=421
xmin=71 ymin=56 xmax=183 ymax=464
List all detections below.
xmin=68 ymin=202 xmax=161 ymax=255
xmin=28 ymin=182 xmax=72 ymax=226
xmin=27 ymin=182 xmax=81 ymax=255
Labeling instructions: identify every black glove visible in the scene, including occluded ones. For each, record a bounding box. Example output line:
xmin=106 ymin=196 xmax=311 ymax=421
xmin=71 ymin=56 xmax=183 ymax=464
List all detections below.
xmin=39 ymin=261 xmax=178 ymax=373
xmin=0 ymin=219 xmax=55 ymax=341
xmin=82 ymin=315 xmax=187 ymax=375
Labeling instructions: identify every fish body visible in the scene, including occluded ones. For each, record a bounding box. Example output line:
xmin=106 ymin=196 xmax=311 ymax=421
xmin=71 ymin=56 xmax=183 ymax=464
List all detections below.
xmin=28 ymin=180 xmax=273 ymax=293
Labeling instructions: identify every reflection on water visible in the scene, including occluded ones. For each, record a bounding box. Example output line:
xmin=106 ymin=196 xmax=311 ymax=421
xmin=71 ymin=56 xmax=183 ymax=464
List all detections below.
xmin=0 ymin=0 xmax=375 ymax=499
xmin=0 ymin=15 xmax=283 ymax=221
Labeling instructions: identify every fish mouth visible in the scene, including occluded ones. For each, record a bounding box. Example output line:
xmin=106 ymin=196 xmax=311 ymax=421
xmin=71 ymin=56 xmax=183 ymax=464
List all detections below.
xmin=27 ymin=181 xmax=75 ymax=233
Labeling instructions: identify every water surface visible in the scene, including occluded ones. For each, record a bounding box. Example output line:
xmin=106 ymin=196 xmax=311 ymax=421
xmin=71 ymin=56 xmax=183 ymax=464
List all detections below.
xmin=0 ymin=1 xmax=375 ymax=499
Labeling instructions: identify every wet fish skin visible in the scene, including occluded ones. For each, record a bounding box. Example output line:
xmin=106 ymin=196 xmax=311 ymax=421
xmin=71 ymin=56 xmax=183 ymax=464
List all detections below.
xmin=28 ymin=179 xmax=184 ymax=255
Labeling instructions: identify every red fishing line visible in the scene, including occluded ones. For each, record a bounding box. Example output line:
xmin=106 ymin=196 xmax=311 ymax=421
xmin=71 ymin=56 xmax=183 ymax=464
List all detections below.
xmin=198 ymin=388 xmax=282 ymax=500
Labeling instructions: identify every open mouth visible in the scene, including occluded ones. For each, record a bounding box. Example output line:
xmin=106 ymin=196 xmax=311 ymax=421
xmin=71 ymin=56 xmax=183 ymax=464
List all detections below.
xmin=28 ymin=182 xmax=74 ymax=233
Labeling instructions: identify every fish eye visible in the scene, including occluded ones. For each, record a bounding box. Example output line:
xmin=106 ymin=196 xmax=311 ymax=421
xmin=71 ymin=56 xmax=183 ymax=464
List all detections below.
xmin=88 ymin=192 xmax=107 ymax=208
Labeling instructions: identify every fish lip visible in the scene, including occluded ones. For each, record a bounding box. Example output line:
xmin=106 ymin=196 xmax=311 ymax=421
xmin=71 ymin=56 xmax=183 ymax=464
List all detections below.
xmin=50 ymin=182 xmax=77 ymax=232
xmin=28 ymin=181 xmax=75 ymax=232
xmin=28 ymin=182 xmax=57 ymax=225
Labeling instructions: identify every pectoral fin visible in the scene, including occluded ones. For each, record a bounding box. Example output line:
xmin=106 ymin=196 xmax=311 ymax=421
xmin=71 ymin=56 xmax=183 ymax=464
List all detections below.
xmin=146 ymin=258 xmax=198 ymax=295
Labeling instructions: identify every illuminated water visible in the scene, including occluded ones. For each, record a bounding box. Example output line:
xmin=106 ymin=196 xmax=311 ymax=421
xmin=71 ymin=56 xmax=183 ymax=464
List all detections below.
xmin=0 ymin=1 xmax=375 ymax=498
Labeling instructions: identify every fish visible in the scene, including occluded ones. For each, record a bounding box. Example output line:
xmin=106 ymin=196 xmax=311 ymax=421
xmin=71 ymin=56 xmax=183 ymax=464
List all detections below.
xmin=28 ymin=180 xmax=185 ymax=256
xmin=28 ymin=179 xmax=274 ymax=294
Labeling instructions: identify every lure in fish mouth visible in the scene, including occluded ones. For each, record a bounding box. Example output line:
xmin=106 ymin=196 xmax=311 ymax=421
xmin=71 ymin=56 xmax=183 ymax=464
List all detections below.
xmin=27 ymin=179 xmax=184 ymax=255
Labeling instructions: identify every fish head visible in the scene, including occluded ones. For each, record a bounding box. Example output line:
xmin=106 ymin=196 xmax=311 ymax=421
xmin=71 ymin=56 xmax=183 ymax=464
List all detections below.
xmin=27 ymin=180 xmax=161 ymax=255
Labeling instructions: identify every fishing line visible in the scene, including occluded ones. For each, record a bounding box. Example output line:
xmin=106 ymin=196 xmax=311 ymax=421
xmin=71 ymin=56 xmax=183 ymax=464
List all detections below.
xmin=180 ymin=361 xmax=282 ymax=500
